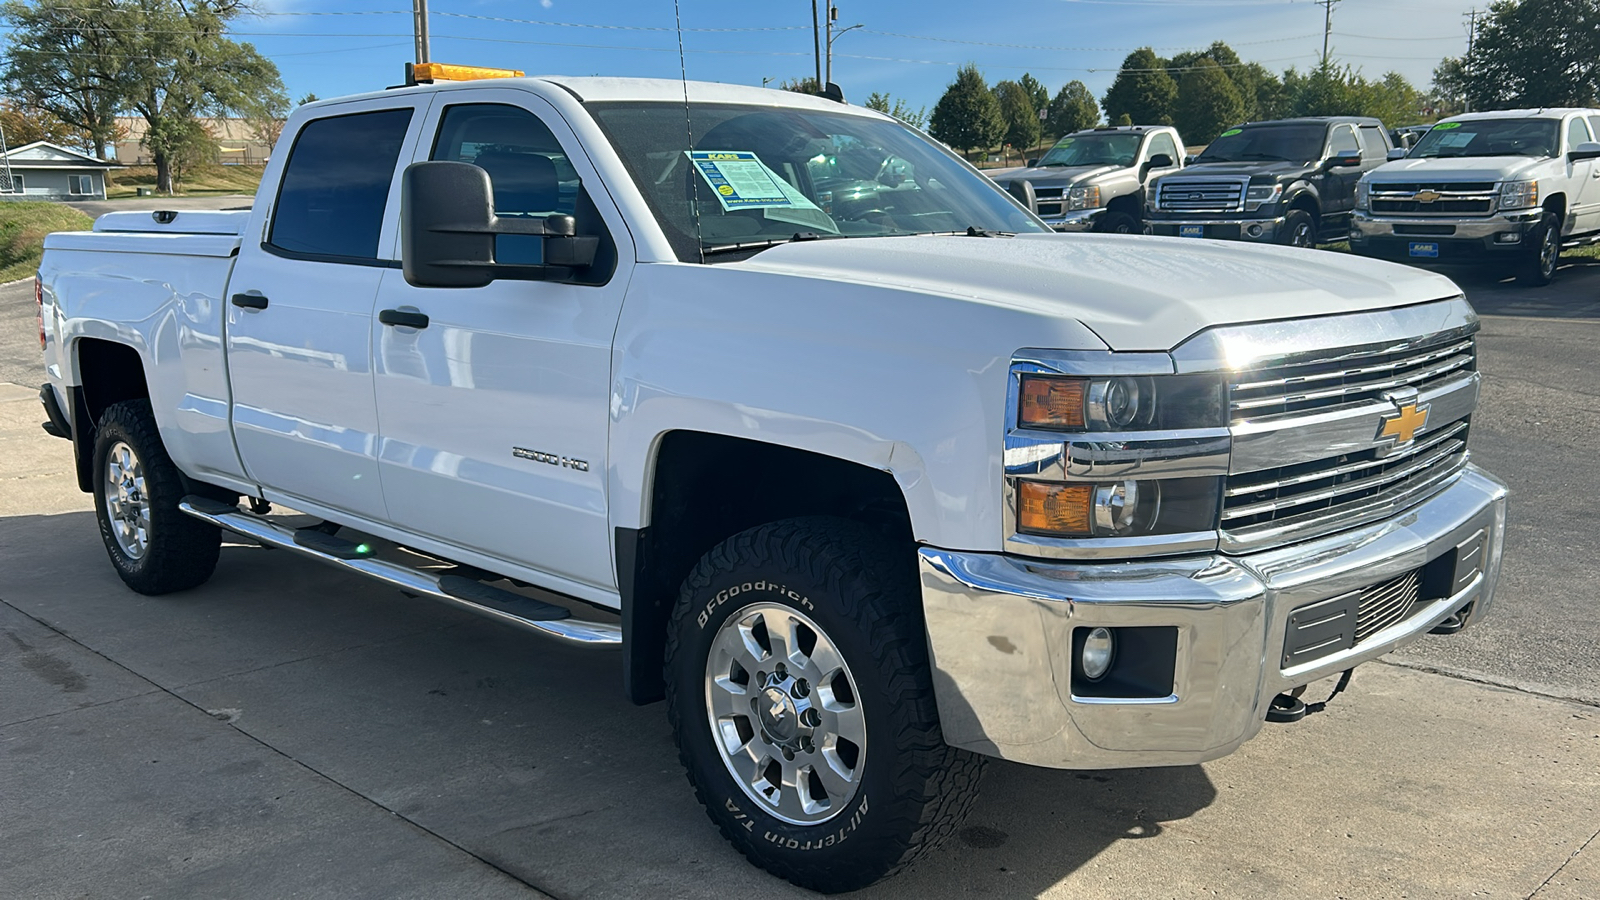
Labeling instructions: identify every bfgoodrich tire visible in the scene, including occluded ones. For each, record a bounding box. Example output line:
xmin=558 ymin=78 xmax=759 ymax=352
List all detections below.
xmin=665 ymin=517 xmax=983 ymax=893
xmin=93 ymin=399 xmax=221 ymax=594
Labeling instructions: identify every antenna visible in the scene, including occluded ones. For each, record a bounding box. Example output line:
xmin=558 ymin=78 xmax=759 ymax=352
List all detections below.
xmin=672 ymin=0 xmax=703 ymax=263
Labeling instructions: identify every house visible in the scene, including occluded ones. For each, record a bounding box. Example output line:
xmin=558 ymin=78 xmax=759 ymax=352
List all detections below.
xmin=114 ymin=116 xmax=275 ymax=166
xmin=0 ymin=141 xmax=120 ymax=200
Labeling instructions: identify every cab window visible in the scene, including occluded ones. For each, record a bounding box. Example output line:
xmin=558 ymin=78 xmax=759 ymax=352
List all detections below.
xmin=1358 ymin=125 xmax=1389 ymax=160
xmin=1146 ymin=132 xmax=1180 ymax=165
xmin=1328 ymin=125 xmax=1360 ymax=158
xmin=1566 ymin=117 xmax=1593 ymax=152
xmin=431 ymin=103 xmax=579 ymax=218
xmin=268 ymin=108 xmax=414 ymax=261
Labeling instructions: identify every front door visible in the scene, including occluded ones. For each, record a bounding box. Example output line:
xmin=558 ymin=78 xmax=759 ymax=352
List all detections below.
xmin=371 ymin=90 xmax=631 ymax=594
xmin=227 ymin=100 xmax=429 ymax=519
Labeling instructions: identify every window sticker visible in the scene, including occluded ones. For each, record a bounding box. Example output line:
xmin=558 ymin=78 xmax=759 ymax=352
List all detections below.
xmin=1435 ymin=131 xmax=1476 ymax=149
xmin=689 ymin=150 xmax=814 ymax=211
xmin=1219 ymin=128 xmax=1243 ymax=137
xmin=1433 ymin=122 xmax=1462 ymax=130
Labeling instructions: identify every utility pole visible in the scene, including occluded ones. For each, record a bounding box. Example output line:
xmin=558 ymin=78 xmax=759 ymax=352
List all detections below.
xmin=412 ymin=0 xmax=431 ymax=65
xmin=1462 ymin=8 xmax=1478 ymax=112
xmin=824 ymin=3 xmax=862 ymax=87
xmin=0 ymin=120 xmax=13 ymax=196
xmin=1316 ymin=0 xmax=1340 ymax=68
xmin=811 ymin=0 xmax=822 ymax=90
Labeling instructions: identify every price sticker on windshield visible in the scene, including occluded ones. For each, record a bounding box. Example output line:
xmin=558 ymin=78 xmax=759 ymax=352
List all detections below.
xmin=1218 ymin=129 xmax=1242 ymax=137
xmin=688 ymin=151 xmax=799 ymax=210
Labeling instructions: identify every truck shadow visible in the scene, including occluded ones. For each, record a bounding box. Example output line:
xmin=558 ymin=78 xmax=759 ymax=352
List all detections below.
xmin=1 ymin=510 xmax=1217 ymax=899
xmin=1451 ymin=257 xmax=1600 ymax=319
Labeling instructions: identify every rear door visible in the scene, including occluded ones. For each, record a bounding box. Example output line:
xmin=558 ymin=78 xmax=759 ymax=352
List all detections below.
xmin=1567 ymin=116 xmax=1600 ymax=234
xmin=225 ymin=97 xmax=430 ymax=518
xmin=369 ymin=87 xmax=631 ymax=595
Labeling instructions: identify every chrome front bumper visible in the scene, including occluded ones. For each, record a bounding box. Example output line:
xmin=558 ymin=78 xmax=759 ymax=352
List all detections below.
xmin=1351 ymin=208 xmax=1542 ymax=241
xmin=1044 ymin=208 xmax=1102 ymax=232
xmin=1147 ymin=215 xmax=1285 ymax=242
xmin=919 ymin=464 xmax=1507 ymax=769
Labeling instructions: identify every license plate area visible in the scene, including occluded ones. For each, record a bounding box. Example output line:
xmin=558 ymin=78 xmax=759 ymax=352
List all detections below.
xmin=1409 ymin=241 xmax=1440 ymax=258
xmin=1179 ymin=225 xmax=1204 ymax=238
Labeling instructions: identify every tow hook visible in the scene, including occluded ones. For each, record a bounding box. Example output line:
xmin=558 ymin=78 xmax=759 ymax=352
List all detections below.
xmin=1267 ymin=668 xmax=1354 ymax=723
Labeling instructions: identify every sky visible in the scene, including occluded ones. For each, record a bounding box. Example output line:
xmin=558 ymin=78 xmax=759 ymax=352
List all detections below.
xmin=239 ymin=0 xmax=1484 ymax=115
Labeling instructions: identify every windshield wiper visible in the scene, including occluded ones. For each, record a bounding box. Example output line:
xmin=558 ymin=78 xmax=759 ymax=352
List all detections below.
xmin=700 ymin=231 xmax=841 ymax=257
xmin=1234 ymin=152 xmax=1290 ymax=161
xmin=1198 ymin=156 xmax=1231 ymax=162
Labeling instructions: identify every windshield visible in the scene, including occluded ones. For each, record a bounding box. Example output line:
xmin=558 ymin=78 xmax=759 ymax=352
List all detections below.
xmin=587 ymin=102 xmax=1048 ymax=261
xmin=1197 ymin=124 xmax=1325 ymax=163
xmin=1035 ymin=133 xmax=1141 ymax=167
xmin=1408 ymin=119 xmax=1559 ymax=159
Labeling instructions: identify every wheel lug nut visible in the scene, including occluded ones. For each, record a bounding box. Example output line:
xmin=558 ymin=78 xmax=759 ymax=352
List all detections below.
xmin=782 ymin=747 xmax=795 ymax=761
xmin=792 ymin=680 xmax=809 ymax=698
xmin=801 ymin=709 xmax=821 ymax=728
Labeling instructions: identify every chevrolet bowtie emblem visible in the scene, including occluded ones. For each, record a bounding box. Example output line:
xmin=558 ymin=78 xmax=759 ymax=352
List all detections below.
xmin=1413 ymin=190 xmax=1441 ymax=203
xmin=1378 ymin=402 xmax=1429 ymax=445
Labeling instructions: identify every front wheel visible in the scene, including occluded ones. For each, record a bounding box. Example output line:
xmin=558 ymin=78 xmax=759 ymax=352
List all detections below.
xmin=93 ymin=399 xmax=221 ymax=594
xmin=1518 ymin=211 xmax=1560 ymax=285
xmin=665 ymin=518 xmax=983 ymax=893
xmin=1278 ymin=209 xmax=1316 ymax=248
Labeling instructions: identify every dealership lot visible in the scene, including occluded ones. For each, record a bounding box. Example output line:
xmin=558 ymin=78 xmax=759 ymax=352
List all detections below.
xmin=2 ymin=256 xmax=1598 ymax=899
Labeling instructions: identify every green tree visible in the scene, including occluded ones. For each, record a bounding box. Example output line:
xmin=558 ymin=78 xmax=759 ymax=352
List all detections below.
xmin=1364 ymin=72 xmax=1423 ymax=127
xmin=1018 ymin=73 xmax=1049 ymax=115
xmin=865 ymin=92 xmax=927 ymax=130
xmin=297 ymin=92 xmax=320 ymax=106
xmin=1238 ymin=62 xmax=1288 ymax=120
xmin=0 ymin=99 xmax=95 ymax=150
xmin=991 ymin=79 xmax=1041 ymax=161
xmin=1114 ymin=113 xmax=1133 ymax=126
xmin=1102 ymin=48 xmax=1178 ymax=126
xmin=1174 ymin=58 xmax=1245 ymax=145
xmin=0 ymin=0 xmax=133 ymax=158
xmin=930 ymin=64 xmax=1005 ymax=159
xmin=1044 ymin=80 xmax=1098 ymax=139
xmin=779 ymin=77 xmax=820 ymax=94
xmin=1434 ymin=0 xmax=1599 ymax=110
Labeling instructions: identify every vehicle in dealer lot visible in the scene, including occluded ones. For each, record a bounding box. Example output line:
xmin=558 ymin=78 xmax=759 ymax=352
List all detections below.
xmin=985 ymin=125 xmax=1184 ymax=232
xmin=1146 ymin=116 xmax=1393 ymax=246
xmin=1350 ymin=109 xmax=1600 ymax=285
xmin=35 ymin=68 xmax=1507 ymax=893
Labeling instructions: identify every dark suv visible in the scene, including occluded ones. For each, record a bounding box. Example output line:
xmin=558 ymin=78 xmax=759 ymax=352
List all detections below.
xmin=1145 ymin=116 xmax=1393 ymax=247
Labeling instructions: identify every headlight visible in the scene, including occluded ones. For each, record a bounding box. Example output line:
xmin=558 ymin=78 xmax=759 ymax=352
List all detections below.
xmin=1244 ymin=183 xmax=1283 ymax=211
xmin=1018 ymin=373 xmax=1224 ymax=432
xmin=1066 ymin=184 xmax=1101 ymax=210
xmin=1499 ymin=180 xmax=1538 ymax=210
xmin=1354 ymin=180 xmax=1370 ymax=211
xmin=1016 ymin=476 xmax=1220 ymax=538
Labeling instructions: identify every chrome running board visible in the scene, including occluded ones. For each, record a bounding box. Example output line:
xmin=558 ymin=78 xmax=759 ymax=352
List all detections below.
xmin=178 ymin=497 xmax=621 ymax=648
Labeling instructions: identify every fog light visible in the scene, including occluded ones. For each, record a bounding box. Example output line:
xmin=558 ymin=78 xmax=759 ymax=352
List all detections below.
xmin=1496 ymin=232 xmax=1520 ymax=244
xmin=1247 ymin=224 xmax=1264 ymax=237
xmin=1081 ymin=627 xmax=1115 ymax=681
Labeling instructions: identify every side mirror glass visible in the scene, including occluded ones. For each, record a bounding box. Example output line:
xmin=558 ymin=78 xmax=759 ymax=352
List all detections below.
xmin=1387 ymin=148 xmax=1408 ymax=161
xmin=401 ymin=160 xmax=597 ymax=288
xmin=1184 ymin=154 xmax=1197 ymax=165
xmin=1569 ymin=141 xmax=1600 ymax=162
xmin=1146 ymin=153 xmax=1174 ymax=170
xmin=1026 ymin=158 xmax=1039 ymax=168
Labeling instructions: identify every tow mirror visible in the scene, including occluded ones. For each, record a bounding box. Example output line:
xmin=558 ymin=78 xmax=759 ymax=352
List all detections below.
xmin=1387 ymin=148 xmax=1408 ymax=161
xmin=1026 ymin=158 xmax=1039 ymax=168
xmin=1324 ymin=153 xmax=1363 ymax=170
xmin=401 ymin=160 xmax=597 ymax=288
xmin=1569 ymin=142 xmax=1600 ymax=162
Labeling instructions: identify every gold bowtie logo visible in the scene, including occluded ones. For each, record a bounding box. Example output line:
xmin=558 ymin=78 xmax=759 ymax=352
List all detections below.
xmin=1378 ymin=403 xmax=1429 ymax=445
xmin=1413 ymin=190 xmax=1441 ymax=203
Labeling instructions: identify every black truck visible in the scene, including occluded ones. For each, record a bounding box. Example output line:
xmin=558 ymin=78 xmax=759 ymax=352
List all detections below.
xmin=1145 ymin=116 xmax=1393 ymax=247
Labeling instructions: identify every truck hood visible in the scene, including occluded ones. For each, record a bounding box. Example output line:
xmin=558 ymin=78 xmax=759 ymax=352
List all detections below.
xmin=732 ymin=233 xmax=1460 ymax=352
xmin=1168 ymin=160 xmax=1313 ymax=180
xmin=1369 ymin=155 xmax=1547 ymax=182
xmin=986 ymin=164 xmax=1119 ymax=187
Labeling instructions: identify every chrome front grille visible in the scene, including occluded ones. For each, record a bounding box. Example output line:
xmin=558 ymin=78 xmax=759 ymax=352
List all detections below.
xmin=1221 ymin=334 xmax=1477 ymax=548
xmin=1158 ymin=178 xmax=1246 ymax=212
xmin=1356 ymin=569 xmax=1421 ymax=642
xmin=1229 ymin=337 xmax=1475 ymax=418
xmin=1369 ymin=182 xmax=1497 ymax=217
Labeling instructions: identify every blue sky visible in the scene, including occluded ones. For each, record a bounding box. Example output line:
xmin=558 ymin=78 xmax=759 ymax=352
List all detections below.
xmin=250 ymin=0 xmax=1482 ymax=115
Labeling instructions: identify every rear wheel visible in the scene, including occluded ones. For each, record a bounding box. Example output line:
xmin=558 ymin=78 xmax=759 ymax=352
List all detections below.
xmin=93 ymin=399 xmax=220 ymax=594
xmin=1279 ymin=209 xmax=1316 ymax=248
xmin=665 ymin=518 xmax=983 ymax=893
xmin=1518 ymin=211 xmax=1560 ymax=285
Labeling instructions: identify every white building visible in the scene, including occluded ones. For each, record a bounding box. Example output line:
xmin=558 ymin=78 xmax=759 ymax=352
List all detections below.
xmin=0 ymin=141 xmax=120 ymax=200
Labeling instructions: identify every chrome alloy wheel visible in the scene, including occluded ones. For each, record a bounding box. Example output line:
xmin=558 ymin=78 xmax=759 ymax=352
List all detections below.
xmin=1538 ymin=223 xmax=1559 ymax=279
xmin=1290 ymin=221 xmax=1314 ymax=247
xmin=103 ymin=440 xmax=150 ymax=559
xmin=705 ymin=603 xmax=866 ymax=825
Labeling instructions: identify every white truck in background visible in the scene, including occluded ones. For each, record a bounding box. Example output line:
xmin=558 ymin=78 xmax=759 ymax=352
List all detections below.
xmin=36 ymin=71 xmax=1507 ymax=892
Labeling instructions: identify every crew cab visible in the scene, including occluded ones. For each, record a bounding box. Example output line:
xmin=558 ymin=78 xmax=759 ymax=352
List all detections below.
xmin=36 ymin=72 xmax=1507 ymax=892
xmin=985 ymin=125 xmax=1184 ymax=232
xmin=1146 ymin=116 xmax=1393 ymax=246
xmin=1351 ymin=109 xmax=1600 ymax=285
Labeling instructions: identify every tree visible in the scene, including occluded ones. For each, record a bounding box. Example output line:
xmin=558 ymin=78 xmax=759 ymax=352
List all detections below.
xmin=779 ymin=77 xmax=819 ymax=94
xmin=1174 ymin=58 xmax=1245 ymax=145
xmin=1365 ymin=72 xmax=1423 ymax=127
xmin=865 ymin=92 xmax=927 ymax=130
xmin=1237 ymin=62 xmax=1289 ymax=120
xmin=930 ymin=64 xmax=1005 ymax=159
xmin=1102 ymin=48 xmax=1178 ymax=126
xmin=992 ymin=80 xmax=1041 ymax=161
xmin=1434 ymin=0 xmax=1599 ymax=110
xmin=0 ymin=99 xmax=95 ymax=150
xmin=1018 ymin=73 xmax=1049 ymax=115
xmin=1114 ymin=113 xmax=1133 ymax=126
xmin=297 ymin=92 xmax=320 ymax=106
xmin=0 ymin=0 xmax=133 ymax=158
xmin=1044 ymin=81 xmax=1098 ymax=140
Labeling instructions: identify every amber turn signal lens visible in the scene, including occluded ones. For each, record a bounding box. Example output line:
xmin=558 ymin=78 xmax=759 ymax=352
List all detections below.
xmin=1019 ymin=375 xmax=1087 ymax=430
xmin=1018 ymin=482 xmax=1093 ymax=536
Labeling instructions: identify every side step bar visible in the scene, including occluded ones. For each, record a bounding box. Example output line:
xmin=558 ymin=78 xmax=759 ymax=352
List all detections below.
xmin=179 ymin=497 xmax=621 ymax=647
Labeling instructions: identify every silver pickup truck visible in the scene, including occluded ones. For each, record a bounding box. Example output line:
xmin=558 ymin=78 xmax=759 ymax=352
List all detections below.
xmin=986 ymin=125 xmax=1184 ymax=232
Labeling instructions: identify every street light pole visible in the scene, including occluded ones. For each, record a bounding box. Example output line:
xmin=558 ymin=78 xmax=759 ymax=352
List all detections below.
xmin=811 ymin=0 xmax=822 ymax=89
xmin=413 ymin=0 xmax=431 ymax=65
xmin=825 ymin=5 xmax=861 ymax=87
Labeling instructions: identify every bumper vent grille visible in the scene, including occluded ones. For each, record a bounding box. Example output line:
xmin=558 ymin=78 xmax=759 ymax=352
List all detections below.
xmin=1356 ymin=569 xmax=1421 ymax=642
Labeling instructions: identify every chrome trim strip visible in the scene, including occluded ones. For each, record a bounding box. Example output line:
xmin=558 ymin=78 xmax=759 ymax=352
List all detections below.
xmin=1013 ymin=349 xmax=1175 ymax=377
xmin=1004 ymin=430 xmax=1231 ymax=482
xmin=1224 ymin=421 xmax=1467 ymax=497
xmin=1229 ymin=339 xmax=1474 ymax=394
xmin=1230 ymin=351 xmax=1473 ymax=412
xmin=1221 ymin=437 xmax=1465 ymax=521
xmin=1004 ymin=529 xmax=1219 ymax=559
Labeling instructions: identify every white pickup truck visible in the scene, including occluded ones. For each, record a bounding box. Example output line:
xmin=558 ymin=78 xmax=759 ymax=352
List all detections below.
xmin=1351 ymin=108 xmax=1600 ymax=284
xmin=37 ymin=73 xmax=1508 ymax=892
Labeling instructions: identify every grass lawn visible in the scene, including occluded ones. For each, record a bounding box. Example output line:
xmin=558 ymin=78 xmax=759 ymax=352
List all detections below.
xmin=107 ymin=164 xmax=264 ymax=198
xmin=0 ymin=201 xmax=95 ymax=283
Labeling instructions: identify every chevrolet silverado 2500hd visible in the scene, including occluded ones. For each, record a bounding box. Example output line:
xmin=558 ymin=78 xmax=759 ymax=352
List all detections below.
xmin=37 ymin=74 xmax=1507 ymax=893
xmin=985 ymin=125 xmax=1185 ymax=232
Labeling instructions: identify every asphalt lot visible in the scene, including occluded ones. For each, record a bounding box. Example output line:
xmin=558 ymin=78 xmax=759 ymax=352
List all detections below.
xmin=2 ymin=243 xmax=1599 ymax=898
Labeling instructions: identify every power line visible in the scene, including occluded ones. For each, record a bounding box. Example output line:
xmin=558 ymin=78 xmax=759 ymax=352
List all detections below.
xmin=857 ymin=29 xmax=1322 ymax=52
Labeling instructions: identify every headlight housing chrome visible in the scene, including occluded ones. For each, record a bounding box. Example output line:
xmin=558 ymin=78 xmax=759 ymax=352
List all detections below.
xmin=1354 ymin=179 xmax=1370 ymax=211
xmin=1066 ymin=184 xmax=1101 ymax=211
xmin=1018 ymin=373 xmax=1225 ymax=432
xmin=1244 ymin=182 xmax=1283 ymax=212
xmin=1499 ymin=179 xmax=1538 ymax=210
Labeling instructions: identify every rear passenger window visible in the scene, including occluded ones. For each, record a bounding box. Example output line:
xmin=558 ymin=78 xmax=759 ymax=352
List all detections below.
xmin=1329 ymin=125 xmax=1360 ymax=157
xmin=1567 ymin=117 xmax=1593 ymax=151
xmin=1588 ymin=117 xmax=1600 ymax=144
xmin=269 ymin=109 xmax=413 ymax=261
xmin=1358 ymin=125 xmax=1388 ymax=160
